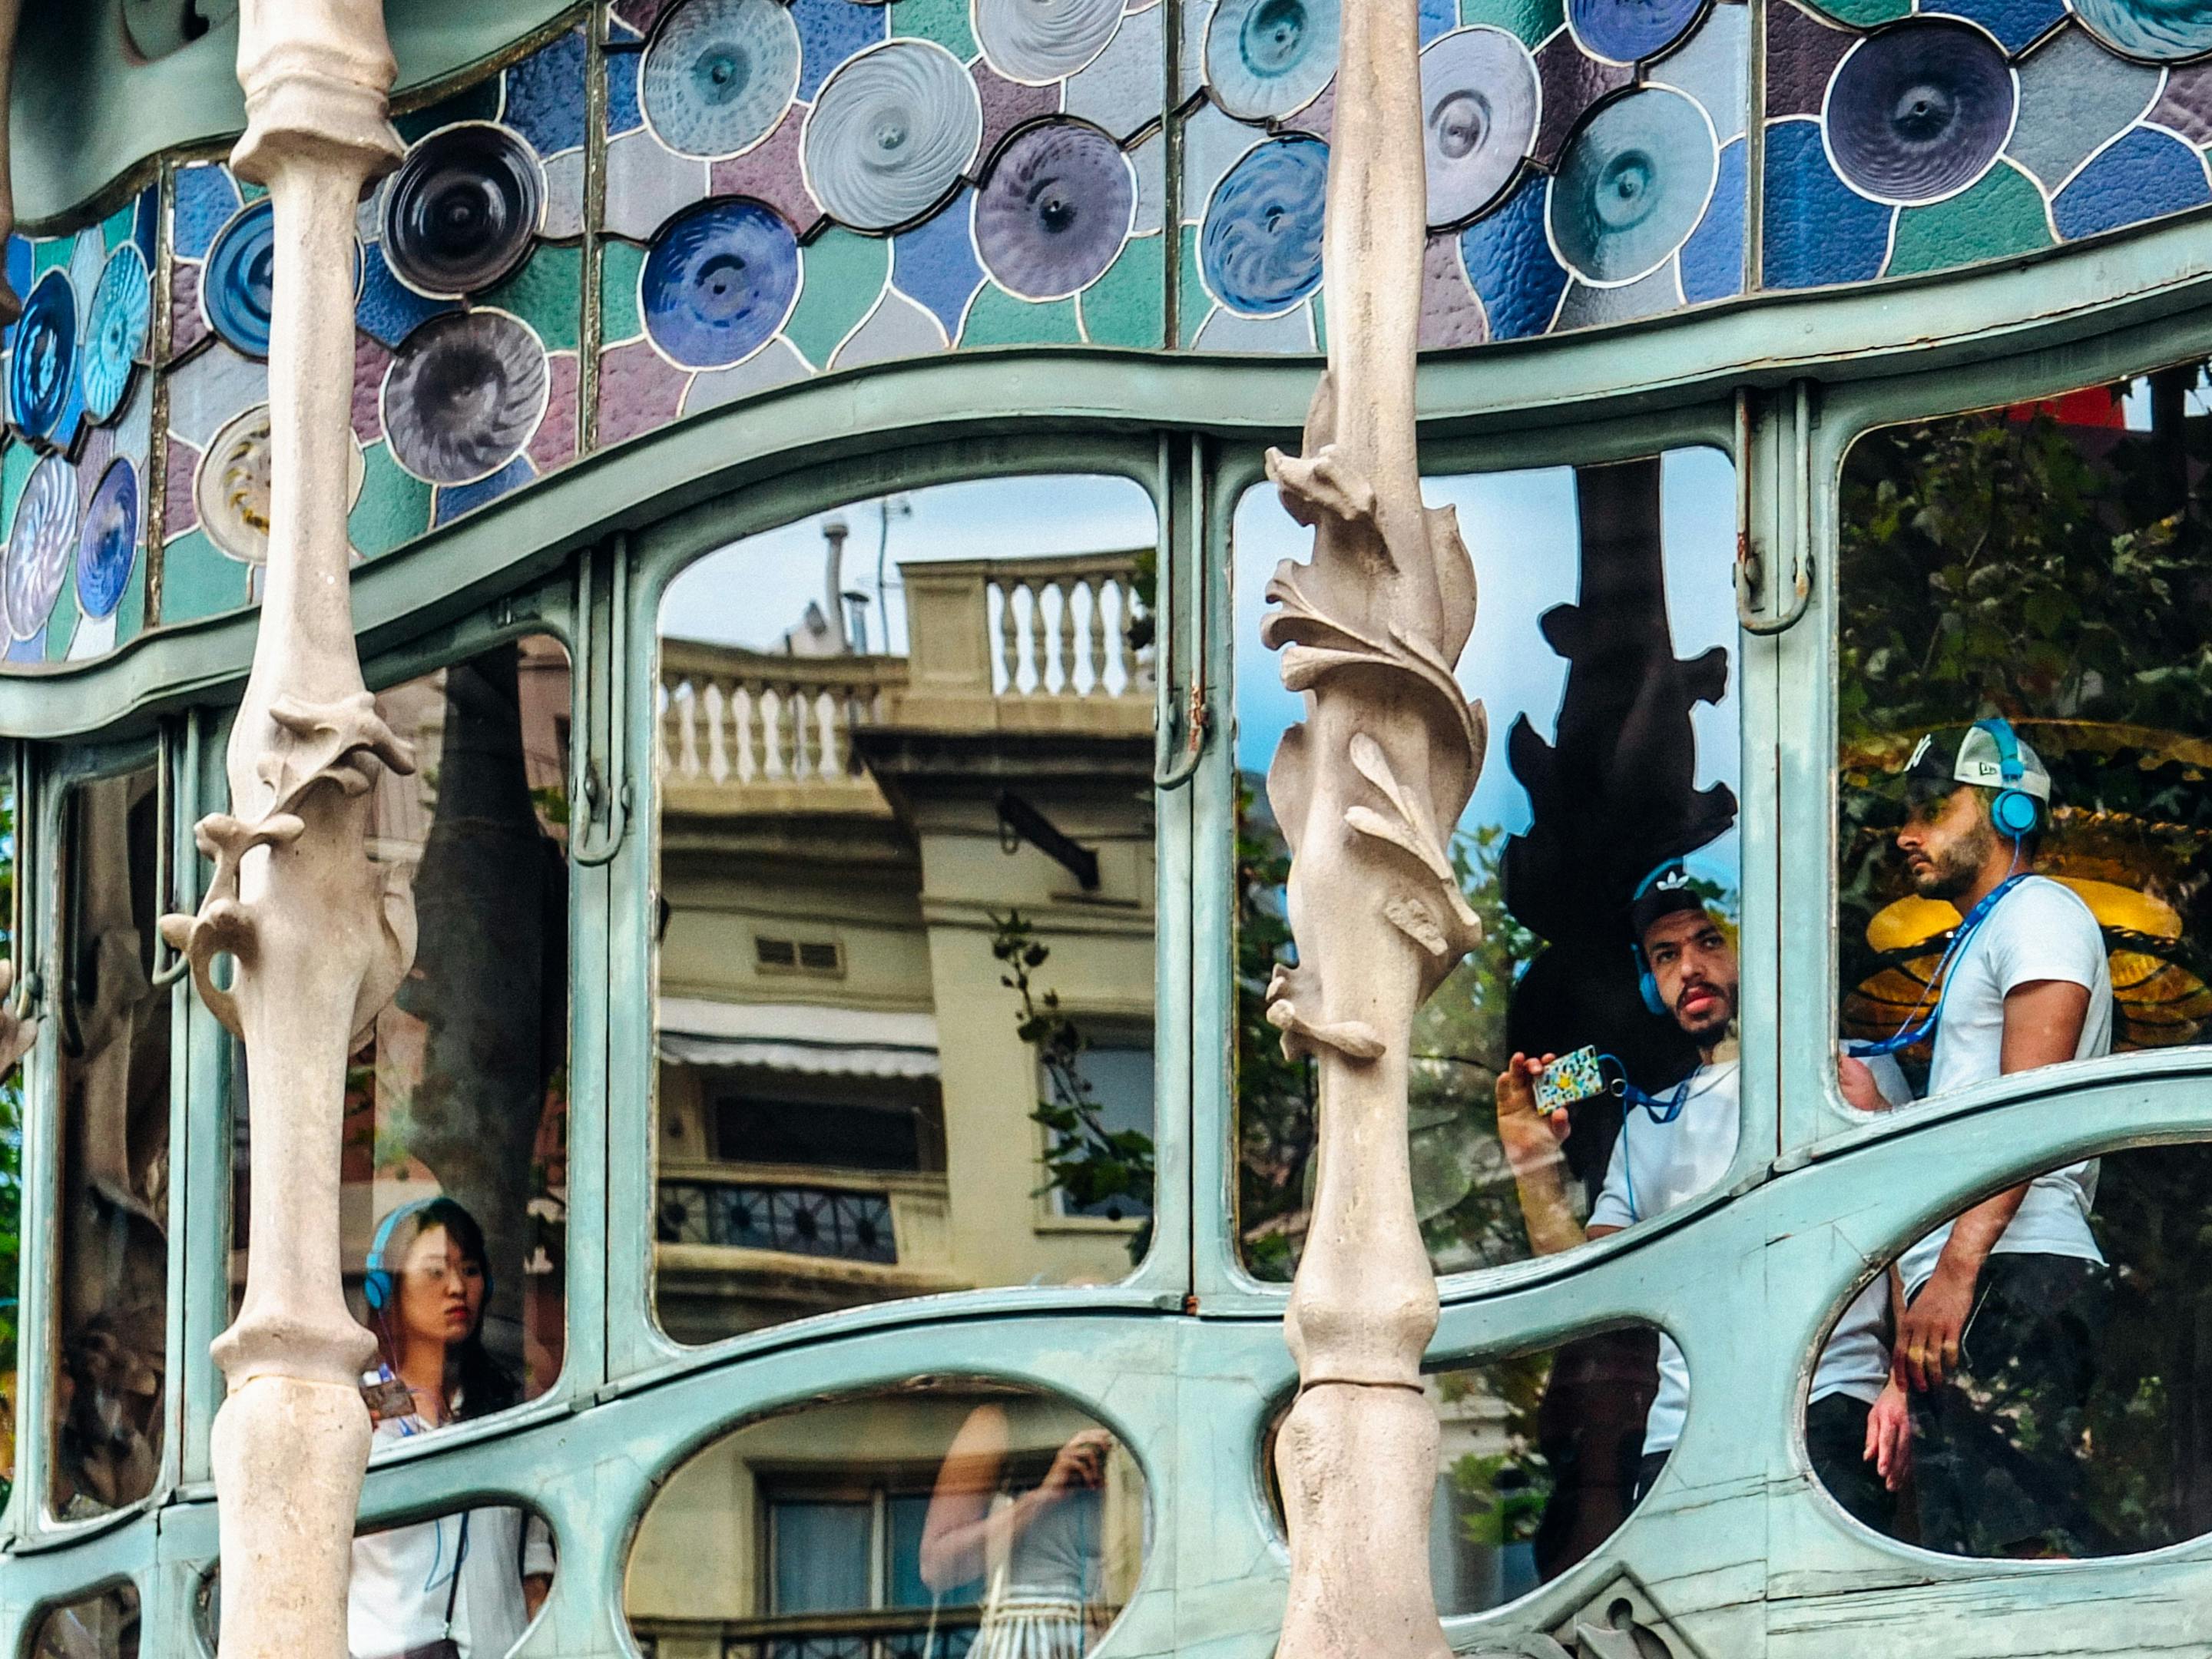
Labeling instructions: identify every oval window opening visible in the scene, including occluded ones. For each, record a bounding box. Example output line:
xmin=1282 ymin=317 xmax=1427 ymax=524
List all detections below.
xmin=627 ymin=1381 xmax=1147 ymax=1657
xmin=1810 ymin=1141 xmax=2212 ymax=1558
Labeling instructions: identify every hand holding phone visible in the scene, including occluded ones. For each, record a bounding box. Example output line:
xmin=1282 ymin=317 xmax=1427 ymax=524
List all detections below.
xmin=1533 ymin=1046 xmax=1608 ymax=1116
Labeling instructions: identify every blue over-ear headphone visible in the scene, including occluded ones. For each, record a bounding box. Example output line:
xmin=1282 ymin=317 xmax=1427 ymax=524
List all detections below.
xmin=361 ymin=1197 xmax=436 ymax=1314
xmin=1974 ymin=717 xmax=2041 ymax=841
xmin=1629 ymin=863 xmax=1679 ymax=1018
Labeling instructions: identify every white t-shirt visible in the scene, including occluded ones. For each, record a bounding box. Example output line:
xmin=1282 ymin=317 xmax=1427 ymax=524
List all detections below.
xmin=349 ymin=1418 xmax=555 ymax=1659
xmin=1895 ymin=875 xmax=2111 ymax=1295
xmin=1588 ymin=1062 xmax=1890 ymax=1455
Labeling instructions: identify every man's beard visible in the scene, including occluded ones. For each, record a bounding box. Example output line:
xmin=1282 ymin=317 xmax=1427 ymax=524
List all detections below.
xmin=1909 ymin=820 xmax=1997 ymax=901
xmin=1674 ymin=982 xmax=1736 ymax=1042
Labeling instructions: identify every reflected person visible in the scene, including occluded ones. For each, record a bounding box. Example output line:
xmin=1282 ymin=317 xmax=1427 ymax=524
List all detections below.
xmin=920 ymin=1402 xmax=1116 ymax=1659
xmin=1839 ymin=723 xmax=2114 ymax=1557
xmin=349 ymin=1197 xmax=553 ymax=1658
xmin=1497 ymin=863 xmax=1899 ymax=1532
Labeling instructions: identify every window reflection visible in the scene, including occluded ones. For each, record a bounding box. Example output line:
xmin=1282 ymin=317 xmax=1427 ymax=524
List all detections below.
xmin=1813 ymin=1143 xmax=2212 ymax=1558
xmin=52 ymin=763 xmax=168 ymax=1521
xmin=0 ymin=759 xmax=18 ymax=1510
xmin=652 ymin=478 xmax=1160 ymax=1346
xmin=349 ymin=1499 xmax=555 ymax=1657
xmin=30 ymin=1584 xmax=138 ymax=1659
xmin=230 ymin=637 xmax=572 ymax=1419
xmin=1233 ymin=452 xmax=1743 ymax=1282
xmin=626 ymin=1383 xmax=1145 ymax=1659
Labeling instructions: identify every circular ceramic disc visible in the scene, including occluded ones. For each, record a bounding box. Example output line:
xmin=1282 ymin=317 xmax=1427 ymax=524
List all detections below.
xmin=641 ymin=0 xmax=803 ymax=159
xmin=803 ymin=41 xmax=983 ymax=231
xmin=1420 ymin=28 xmax=1540 ymax=229
xmin=1825 ymin=20 xmax=2015 ymax=204
xmin=381 ymin=122 xmax=547 ymax=297
xmin=203 ymin=196 xmax=277 ymax=359
xmin=2071 ymin=0 xmax=2212 ymax=61
xmin=75 ymin=456 xmax=138 ymax=619
xmin=80 ymin=243 xmax=151 ymax=426
xmin=1205 ymin=0 xmax=1340 ymax=120
xmin=1568 ymin=0 xmax=1707 ymax=64
xmin=974 ymin=121 xmax=1135 ymax=299
xmin=640 ymin=197 xmax=800 ymax=368
xmin=9 ymin=268 xmax=78 ymax=443
xmin=5 ymin=455 xmax=76 ymax=639
xmin=975 ymin=0 xmax=1124 ymax=84
xmin=381 ymin=310 xmax=549 ymax=487
xmin=196 ymin=404 xmax=366 ymax=564
xmin=1200 ymin=134 xmax=1329 ymax=315
xmin=1548 ymin=86 xmax=1717 ymax=283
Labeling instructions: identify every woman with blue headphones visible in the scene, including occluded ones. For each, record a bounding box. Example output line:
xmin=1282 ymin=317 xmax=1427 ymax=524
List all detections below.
xmin=349 ymin=1197 xmax=552 ymax=1659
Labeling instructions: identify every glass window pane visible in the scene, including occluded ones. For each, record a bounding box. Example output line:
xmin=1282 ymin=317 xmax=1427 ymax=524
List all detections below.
xmin=0 ymin=757 xmax=18 ymax=1510
xmin=1234 ymin=451 xmax=1743 ymax=1282
xmin=652 ymin=477 xmax=1161 ymax=1346
xmin=628 ymin=1383 xmax=1144 ymax=1657
xmin=230 ymin=637 xmax=573 ymax=1433
xmin=52 ymin=763 xmax=167 ymax=1520
xmin=1836 ymin=370 xmax=2212 ymax=1123
xmin=30 ymin=1584 xmax=139 ymax=1659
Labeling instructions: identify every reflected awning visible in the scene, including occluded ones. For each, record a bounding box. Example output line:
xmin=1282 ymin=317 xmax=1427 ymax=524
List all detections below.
xmin=657 ymin=997 xmax=941 ymax=1078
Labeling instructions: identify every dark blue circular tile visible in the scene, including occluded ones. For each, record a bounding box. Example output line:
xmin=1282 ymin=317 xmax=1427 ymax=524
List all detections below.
xmin=203 ymin=196 xmax=276 ymax=359
xmin=1200 ymin=134 xmax=1329 ymax=316
xmin=640 ymin=197 xmax=800 ymax=368
xmin=9 ymin=268 xmax=77 ymax=442
xmin=5 ymin=455 xmax=75 ymax=640
xmin=1207 ymin=0 xmax=1339 ymax=120
xmin=382 ymin=122 xmax=547 ymax=298
xmin=75 ymin=456 xmax=137 ymax=620
xmin=642 ymin=0 xmax=803 ymax=158
xmin=1547 ymin=86 xmax=1716 ymax=283
xmin=380 ymin=310 xmax=550 ymax=486
xmin=1825 ymin=19 xmax=2015 ymax=205
xmin=2071 ymin=0 xmax=2212 ymax=60
xmin=974 ymin=121 xmax=1135 ymax=300
xmin=80 ymin=243 xmax=151 ymax=426
xmin=1568 ymin=0 xmax=1707 ymax=63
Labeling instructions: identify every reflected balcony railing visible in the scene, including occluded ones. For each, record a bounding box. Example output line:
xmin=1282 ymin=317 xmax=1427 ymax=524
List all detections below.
xmin=658 ymin=552 xmax=1152 ymax=814
xmin=634 ymin=1609 xmax=983 ymax=1659
xmin=655 ymin=1163 xmax=957 ymax=1277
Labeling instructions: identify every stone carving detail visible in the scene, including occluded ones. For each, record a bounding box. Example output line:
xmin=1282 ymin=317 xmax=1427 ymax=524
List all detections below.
xmin=159 ymin=3 xmax=412 ymax=1656
xmin=1257 ymin=0 xmax=1479 ymax=1651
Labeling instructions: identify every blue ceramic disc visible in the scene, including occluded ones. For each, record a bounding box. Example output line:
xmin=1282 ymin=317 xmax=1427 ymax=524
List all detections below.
xmin=2071 ymin=0 xmax=2212 ymax=61
xmin=1420 ymin=28 xmax=1541 ymax=229
xmin=5 ymin=455 xmax=75 ymax=639
xmin=803 ymin=40 xmax=982 ymax=231
xmin=380 ymin=310 xmax=550 ymax=486
xmin=80 ymin=243 xmax=151 ymax=426
xmin=203 ymin=196 xmax=277 ymax=359
xmin=1825 ymin=20 xmax=2015 ymax=204
xmin=75 ymin=456 xmax=138 ymax=620
xmin=641 ymin=0 xmax=803 ymax=159
xmin=1206 ymin=0 xmax=1340 ymax=120
xmin=640 ymin=197 xmax=800 ymax=367
xmin=1200 ymin=134 xmax=1329 ymax=315
xmin=975 ymin=0 xmax=1124 ymax=82
xmin=1568 ymin=0 xmax=1707 ymax=64
xmin=381 ymin=122 xmax=547 ymax=297
xmin=974 ymin=121 xmax=1135 ymax=300
xmin=9 ymin=269 xmax=77 ymax=443
xmin=1547 ymin=86 xmax=1716 ymax=283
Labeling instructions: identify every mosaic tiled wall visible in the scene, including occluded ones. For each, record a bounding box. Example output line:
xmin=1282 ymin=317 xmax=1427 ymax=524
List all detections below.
xmin=5 ymin=0 xmax=2212 ymax=670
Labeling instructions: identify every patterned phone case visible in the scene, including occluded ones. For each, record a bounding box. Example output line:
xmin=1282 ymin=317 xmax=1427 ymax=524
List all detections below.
xmin=1534 ymin=1045 xmax=1607 ymax=1115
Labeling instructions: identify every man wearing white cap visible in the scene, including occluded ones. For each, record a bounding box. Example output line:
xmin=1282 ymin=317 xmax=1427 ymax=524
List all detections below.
xmin=1840 ymin=718 xmax=2114 ymax=1556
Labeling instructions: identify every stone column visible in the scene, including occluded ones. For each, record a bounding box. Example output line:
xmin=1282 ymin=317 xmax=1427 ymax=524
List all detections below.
xmin=1258 ymin=0 xmax=1479 ymax=1650
xmin=160 ymin=5 xmax=410 ymax=1655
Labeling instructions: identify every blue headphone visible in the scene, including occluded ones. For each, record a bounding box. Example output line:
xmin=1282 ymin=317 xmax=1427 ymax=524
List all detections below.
xmin=361 ymin=1197 xmax=438 ymax=1314
xmin=1975 ymin=717 xmax=2042 ymax=841
xmin=1629 ymin=862 xmax=1687 ymax=1018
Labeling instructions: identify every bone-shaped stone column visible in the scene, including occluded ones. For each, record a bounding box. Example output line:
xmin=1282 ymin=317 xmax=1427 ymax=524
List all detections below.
xmin=1259 ymin=0 xmax=1482 ymax=1652
xmin=160 ymin=5 xmax=411 ymax=1655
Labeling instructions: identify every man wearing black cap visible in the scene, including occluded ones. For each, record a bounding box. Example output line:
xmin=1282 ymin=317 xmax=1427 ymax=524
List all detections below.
xmin=1495 ymin=863 xmax=1898 ymax=1532
xmin=1839 ymin=722 xmax=2114 ymax=1556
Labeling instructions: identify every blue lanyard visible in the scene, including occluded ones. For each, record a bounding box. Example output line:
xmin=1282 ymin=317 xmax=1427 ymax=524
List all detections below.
xmin=1846 ymin=873 xmax=2029 ymax=1058
xmin=1595 ymin=1059 xmax=1696 ymax=1222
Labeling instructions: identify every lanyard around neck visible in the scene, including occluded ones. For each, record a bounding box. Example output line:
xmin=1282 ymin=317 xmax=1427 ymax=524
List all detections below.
xmin=1847 ymin=872 xmax=2029 ymax=1058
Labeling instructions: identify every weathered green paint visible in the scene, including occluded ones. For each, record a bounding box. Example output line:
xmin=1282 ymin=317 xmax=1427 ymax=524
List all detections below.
xmin=1886 ymin=161 xmax=2055 ymax=279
